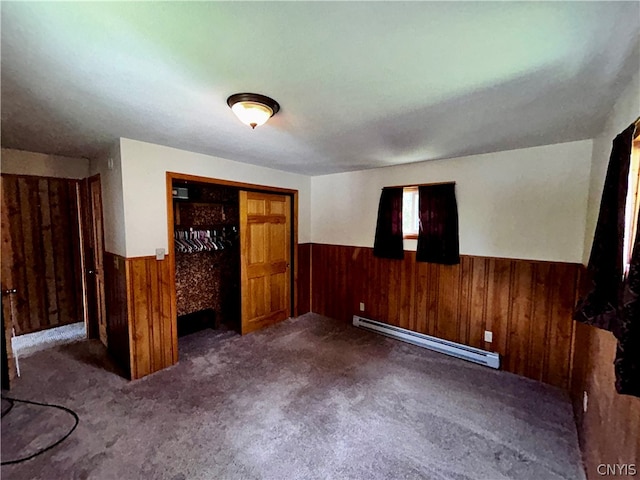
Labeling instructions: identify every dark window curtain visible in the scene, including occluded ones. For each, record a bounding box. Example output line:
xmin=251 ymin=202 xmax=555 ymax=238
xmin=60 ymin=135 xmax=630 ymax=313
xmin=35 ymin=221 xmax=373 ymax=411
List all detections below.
xmin=416 ymin=183 xmax=459 ymax=264
xmin=373 ymin=187 xmax=404 ymax=260
xmin=615 ymin=207 xmax=640 ymax=397
xmin=574 ymin=123 xmax=635 ymax=331
xmin=574 ymin=121 xmax=639 ymax=398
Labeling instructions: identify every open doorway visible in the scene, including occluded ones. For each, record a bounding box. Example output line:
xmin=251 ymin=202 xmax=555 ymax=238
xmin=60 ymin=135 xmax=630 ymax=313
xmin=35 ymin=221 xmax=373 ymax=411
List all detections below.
xmin=0 ymin=174 xmax=107 ymax=386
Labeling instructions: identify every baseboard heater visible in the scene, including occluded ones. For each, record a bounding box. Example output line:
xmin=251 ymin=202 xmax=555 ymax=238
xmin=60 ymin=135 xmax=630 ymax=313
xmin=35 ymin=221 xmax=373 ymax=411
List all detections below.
xmin=352 ymin=315 xmax=500 ymax=369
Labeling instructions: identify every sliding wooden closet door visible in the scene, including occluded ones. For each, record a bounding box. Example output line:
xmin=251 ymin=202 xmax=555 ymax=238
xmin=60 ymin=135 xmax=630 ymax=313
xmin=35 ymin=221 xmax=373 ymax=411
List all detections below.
xmin=0 ymin=175 xmax=84 ymax=336
xmin=239 ymin=191 xmax=291 ymax=334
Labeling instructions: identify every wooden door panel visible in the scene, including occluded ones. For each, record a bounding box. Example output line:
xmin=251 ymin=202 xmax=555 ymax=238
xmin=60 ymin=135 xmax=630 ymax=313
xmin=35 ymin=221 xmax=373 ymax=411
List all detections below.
xmin=269 ymin=200 xmax=285 ymax=215
xmin=247 ymin=198 xmax=266 ymax=215
xmin=240 ymin=191 xmax=291 ymax=334
xmin=270 ymin=272 xmax=286 ymax=311
xmin=269 ymin=223 xmax=286 ymax=262
xmin=248 ymin=277 xmax=267 ymax=318
xmin=248 ymin=223 xmax=266 ymax=264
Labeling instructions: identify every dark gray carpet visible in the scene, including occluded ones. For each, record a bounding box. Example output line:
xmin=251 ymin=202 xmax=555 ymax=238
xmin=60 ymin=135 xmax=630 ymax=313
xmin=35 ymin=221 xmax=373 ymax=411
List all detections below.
xmin=1 ymin=313 xmax=585 ymax=480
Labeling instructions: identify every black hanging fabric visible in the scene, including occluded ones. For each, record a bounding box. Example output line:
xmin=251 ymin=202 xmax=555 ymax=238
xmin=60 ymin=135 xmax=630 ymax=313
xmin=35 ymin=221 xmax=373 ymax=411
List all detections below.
xmin=614 ymin=207 xmax=640 ymax=397
xmin=416 ymin=183 xmax=459 ymax=265
xmin=574 ymin=124 xmax=635 ymax=331
xmin=373 ymin=187 xmax=404 ymax=260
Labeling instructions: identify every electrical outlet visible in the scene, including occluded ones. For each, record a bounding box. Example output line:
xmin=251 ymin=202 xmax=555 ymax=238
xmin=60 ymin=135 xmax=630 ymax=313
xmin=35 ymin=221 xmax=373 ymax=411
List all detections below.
xmin=155 ymin=248 xmax=166 ymax=261
xmin=359 ymin=302 xmax=365 ymax=312
xmin=484 ymin=330 xmax=493 ymax=343
xmin=583 ymin=391 xmax=588 ymax=413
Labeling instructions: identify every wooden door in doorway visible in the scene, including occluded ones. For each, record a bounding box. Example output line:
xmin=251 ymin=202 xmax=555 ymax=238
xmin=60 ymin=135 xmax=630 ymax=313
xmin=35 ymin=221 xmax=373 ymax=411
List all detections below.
xmin=239 ymin=191 xmax=291 ymax=334
xmin=82 ymin=175 xmax=107 ymax=347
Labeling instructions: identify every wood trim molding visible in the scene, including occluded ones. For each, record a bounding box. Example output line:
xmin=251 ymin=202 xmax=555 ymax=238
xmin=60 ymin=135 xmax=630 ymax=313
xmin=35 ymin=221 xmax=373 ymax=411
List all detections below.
xmin=307 ymin=242 xmax=583 ymax=266
xmin=293 ymin=193 xmax=299 ymax=316
xmin=168 ymin=172 xmax=298 ymax=195
xmin=297 ymin=243 xmax=311 ymax=315
xmin=0 ymin=172 xmax=86 ymax=182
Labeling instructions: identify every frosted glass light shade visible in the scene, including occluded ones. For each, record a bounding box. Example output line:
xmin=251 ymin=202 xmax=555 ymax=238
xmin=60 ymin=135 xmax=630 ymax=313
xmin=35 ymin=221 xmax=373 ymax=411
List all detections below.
xmin=227 ymin=93 xmax=280 ymax=129
xmin=231 ymin=102 xmax=273 ymax=129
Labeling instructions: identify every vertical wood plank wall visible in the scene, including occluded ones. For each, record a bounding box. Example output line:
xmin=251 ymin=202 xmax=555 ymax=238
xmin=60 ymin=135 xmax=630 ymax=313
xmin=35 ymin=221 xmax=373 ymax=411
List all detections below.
xmin=1 ymin=175 xmax=83 ymax=335
xmin=103 ymin=253 xmax=176 ymax=380
xmin=121 ymin=244 xmax=308 ymax=380
xmin=571 ymin=310 xmax=640 ymax=479
xmin=311 ymin=243 xmax=581 ymax=389
xmin=126 ymin=256 xmax=177 ymax=379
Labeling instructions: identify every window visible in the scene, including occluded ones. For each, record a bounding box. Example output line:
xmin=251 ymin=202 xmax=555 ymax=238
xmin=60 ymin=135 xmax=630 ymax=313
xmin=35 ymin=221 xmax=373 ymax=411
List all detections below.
xmin=402 ymin=187 xmax=419 ymax=238
xmin=623 ymin=133 xmax=640 ymax=278
xmin=374 ymin=183 xmax=459 ymax=263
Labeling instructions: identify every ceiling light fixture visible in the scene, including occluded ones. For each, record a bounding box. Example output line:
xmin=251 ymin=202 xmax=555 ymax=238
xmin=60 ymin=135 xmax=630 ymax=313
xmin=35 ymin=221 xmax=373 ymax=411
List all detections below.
xmin=227 ymin=93 xmax=280 ymax=129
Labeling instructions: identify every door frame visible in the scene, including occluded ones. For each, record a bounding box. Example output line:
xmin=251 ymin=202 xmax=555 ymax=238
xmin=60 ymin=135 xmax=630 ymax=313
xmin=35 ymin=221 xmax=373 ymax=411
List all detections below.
xmin=82 ymin=174 xmax=107 ymax=346
xmin=165 ymin=172 xmax=300 ymax=339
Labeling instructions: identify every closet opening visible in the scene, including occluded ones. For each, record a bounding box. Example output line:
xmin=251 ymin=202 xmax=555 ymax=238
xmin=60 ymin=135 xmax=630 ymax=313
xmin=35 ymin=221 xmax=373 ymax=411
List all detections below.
xmin=172 ymin=180 xmax=241 ymax=337
xmin=166 ymin=173 xmax=299 ymax=356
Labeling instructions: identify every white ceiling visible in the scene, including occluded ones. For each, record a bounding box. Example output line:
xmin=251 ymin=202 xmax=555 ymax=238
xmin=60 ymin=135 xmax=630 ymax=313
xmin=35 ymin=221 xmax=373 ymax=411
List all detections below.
xmin=2 ymin=2 xmax=639 ymax=175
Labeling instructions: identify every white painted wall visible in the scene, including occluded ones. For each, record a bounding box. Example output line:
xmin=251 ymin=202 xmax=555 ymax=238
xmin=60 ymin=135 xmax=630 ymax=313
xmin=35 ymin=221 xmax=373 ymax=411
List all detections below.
xmin=89 ymin=142 xmax=127 ymax=256
xmin=311 ymin=140 xmax=593 ymax=263
xmin=1 ymin=148 xmax=90 ymax=178
xmin=119 ymin=138 xmax=311 ymax=258
xmin=583 ymin=71 xmax=640 ymax=265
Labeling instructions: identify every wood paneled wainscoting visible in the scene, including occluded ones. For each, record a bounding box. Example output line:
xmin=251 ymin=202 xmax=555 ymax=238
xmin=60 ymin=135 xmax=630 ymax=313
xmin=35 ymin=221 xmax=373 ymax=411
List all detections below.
xmin=103 ymin=252 xmax=130 ymax=375
xmin=571 ymin=314 xmax=640 ymax=479
xmin=104 ymin=253 xmax=177 ymax=379
xmin=297 ymin=243 xmax=311 ymax=314
xmin=311 ymin=244 xmax=581 ymax=389
xmin=105 ymin=244 xmax=311 ymax=380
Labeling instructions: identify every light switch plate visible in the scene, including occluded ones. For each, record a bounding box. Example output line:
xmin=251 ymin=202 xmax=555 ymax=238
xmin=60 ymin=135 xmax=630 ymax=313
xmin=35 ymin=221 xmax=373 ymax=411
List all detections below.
xmin=484 ymin=330 xmax=493 ymax=343
xmin=155 ymin=248 xmax=166 ymax=260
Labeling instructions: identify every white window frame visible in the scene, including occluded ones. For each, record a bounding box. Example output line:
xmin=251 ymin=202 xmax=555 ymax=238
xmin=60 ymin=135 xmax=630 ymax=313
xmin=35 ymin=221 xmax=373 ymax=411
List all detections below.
xmin=402 ymin=187 xmax=419 ymax=239
xmin=623 ymin=134 xmax=640 ymax=278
